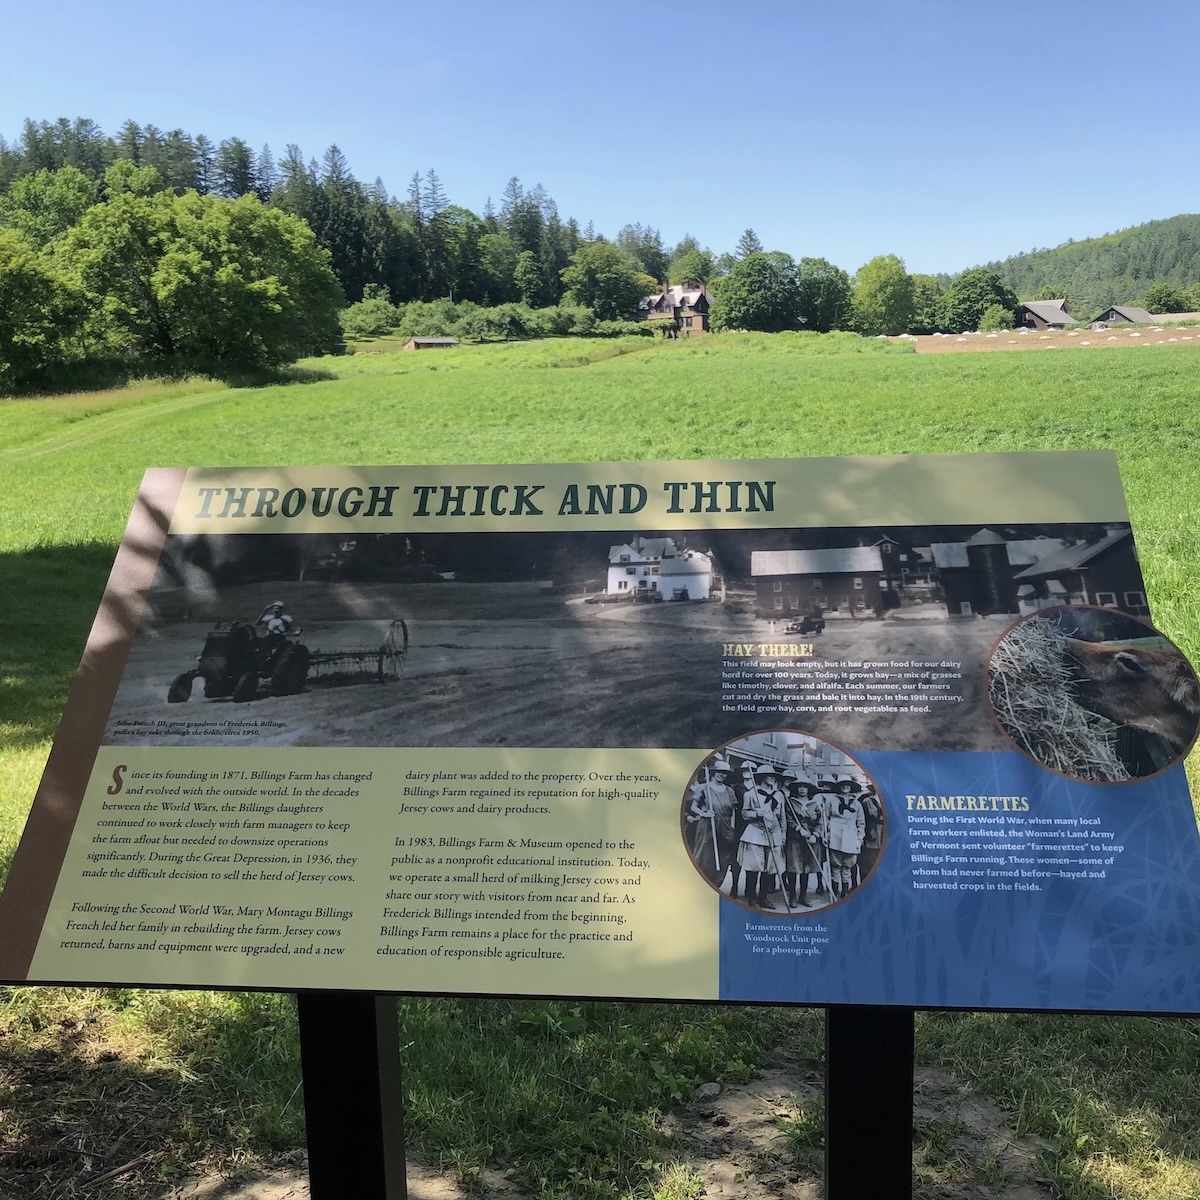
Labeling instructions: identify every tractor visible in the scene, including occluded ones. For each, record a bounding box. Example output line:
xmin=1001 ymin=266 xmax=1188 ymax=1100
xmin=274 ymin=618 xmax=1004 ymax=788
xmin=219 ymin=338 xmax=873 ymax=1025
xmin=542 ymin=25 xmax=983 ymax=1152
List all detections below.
xmin=167 ymin=623 xmax=311 ymax=704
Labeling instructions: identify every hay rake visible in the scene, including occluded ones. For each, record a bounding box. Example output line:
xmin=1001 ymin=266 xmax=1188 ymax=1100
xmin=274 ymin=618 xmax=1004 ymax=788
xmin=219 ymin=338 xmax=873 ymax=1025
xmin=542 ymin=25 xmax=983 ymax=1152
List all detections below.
xmin=306 ymin=619 xmax=409 ymax=684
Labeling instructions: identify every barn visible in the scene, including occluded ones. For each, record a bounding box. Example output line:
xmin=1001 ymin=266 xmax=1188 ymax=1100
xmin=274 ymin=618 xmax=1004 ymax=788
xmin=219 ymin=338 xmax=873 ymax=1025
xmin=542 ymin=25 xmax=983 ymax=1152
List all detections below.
xmin=1011 ymin=528 xmax=1147 ymax=616
xmin=929 ymin=530 xmax=1067 ymax=616
xmin=751 ymin=547 xmax=887 ymax=617
xmin=403 ymin=337 xmax=460 ymax=351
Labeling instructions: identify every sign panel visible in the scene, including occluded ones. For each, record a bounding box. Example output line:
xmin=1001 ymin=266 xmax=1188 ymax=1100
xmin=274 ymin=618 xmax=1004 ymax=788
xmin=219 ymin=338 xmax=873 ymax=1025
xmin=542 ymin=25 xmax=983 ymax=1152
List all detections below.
xmin=2 ymin=454 xmax=1198 ymax=1012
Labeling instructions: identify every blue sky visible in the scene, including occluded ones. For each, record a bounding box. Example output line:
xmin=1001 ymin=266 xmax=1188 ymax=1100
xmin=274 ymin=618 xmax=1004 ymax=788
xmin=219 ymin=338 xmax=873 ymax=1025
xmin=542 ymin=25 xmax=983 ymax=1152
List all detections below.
xmin=3 ymin=0 xmax=1197 ymax=274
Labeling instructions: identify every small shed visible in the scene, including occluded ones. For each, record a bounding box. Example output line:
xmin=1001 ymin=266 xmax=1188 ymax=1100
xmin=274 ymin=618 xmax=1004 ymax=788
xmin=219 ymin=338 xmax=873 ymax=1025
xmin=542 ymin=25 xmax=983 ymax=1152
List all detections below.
xmin=1018 ymin=300 xmax=1076 ymax=330
xmin=403 ymin=337 xmax=460 ymax=351
xmin=1093 ymin=306 xmax=1154 ymax=325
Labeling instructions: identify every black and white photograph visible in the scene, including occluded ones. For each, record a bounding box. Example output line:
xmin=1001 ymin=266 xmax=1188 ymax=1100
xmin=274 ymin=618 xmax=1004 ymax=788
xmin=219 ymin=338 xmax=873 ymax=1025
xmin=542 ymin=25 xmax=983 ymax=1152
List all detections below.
xmin=986 ymin=606 xmax=1200 ymax=782
xmin=105 ymin=521 xmax=1150 ymax=750
xmin=681 ymin=731 xmax=884 ymax=914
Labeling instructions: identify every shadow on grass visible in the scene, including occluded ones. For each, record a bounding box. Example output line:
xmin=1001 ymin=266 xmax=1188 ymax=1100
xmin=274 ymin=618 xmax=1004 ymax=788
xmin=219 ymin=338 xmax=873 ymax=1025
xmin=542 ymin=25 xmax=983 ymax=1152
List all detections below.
xmin=221 ymin=365 xmax=338 ymax=388
xmin=0 ymin=988 xmax=302 ymax=1200
xmin=0 ymin=542 xmax=118 ymax=753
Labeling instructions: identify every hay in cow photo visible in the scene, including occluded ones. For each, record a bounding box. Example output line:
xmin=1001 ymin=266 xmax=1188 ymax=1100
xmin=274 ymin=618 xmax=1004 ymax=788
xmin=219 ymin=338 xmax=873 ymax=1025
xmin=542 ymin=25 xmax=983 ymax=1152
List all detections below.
xmin=987 ymin=606 xmax=1200 ymax=782
xmin=681 ymin=730 xmax=885 ymax=915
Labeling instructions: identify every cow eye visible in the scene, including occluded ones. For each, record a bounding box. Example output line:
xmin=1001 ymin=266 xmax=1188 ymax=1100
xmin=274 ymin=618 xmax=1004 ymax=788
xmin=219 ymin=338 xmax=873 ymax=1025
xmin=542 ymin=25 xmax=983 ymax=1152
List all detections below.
xmin=1115 ymin=652 xmax=1146 ymax=674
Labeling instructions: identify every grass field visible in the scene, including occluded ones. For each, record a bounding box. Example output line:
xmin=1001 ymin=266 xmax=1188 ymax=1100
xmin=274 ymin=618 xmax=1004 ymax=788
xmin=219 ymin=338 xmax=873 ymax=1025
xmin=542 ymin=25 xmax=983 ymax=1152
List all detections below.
xmin=2 ymin=331 xmax=1199 ymax=1198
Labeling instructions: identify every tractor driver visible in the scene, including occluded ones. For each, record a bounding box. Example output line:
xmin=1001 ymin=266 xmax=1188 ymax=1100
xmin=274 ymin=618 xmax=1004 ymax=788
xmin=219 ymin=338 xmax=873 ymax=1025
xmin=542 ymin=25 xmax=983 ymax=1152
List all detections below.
xmin=257 ymin=601 xmax=297 ymax=659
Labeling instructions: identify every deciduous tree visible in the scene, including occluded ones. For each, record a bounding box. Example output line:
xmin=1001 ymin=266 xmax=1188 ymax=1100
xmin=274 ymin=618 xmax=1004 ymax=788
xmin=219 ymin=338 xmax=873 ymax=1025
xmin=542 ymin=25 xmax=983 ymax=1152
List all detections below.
xmin=851 ymin=254 xmax=914 ymax=335
xmin=795 ymin=257 xmax=853 ymax=332
xmin=0 ymin=228 xmax=82 ymax=390
xmin=0 ymin=166 xmax=97 ymax=249
xmin=560 ymin=241 xmax=648 ymax=320
xmin=940 ymin=268 xmax=1018 ymax=333
xmin=709 ymin=251 xmax=801 ymax=332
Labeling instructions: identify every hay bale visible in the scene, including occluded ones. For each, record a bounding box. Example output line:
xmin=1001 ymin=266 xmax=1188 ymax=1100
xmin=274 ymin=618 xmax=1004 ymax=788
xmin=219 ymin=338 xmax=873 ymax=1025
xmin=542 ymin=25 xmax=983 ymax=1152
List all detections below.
xmin=988 ymin=617 xmax=1131 ymax=781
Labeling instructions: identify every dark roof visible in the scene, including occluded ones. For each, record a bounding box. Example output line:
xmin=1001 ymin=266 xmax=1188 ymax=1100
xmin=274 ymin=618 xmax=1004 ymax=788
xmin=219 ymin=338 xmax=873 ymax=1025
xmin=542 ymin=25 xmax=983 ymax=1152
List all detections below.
xmin=1013 ymin=528 xmax=1133 ymax=579
xmin=1021 ymin=300 xmax=1076 ymax=326
xmin=407 ymin=336 xmax=460 ymax=345
xmin=1098 ymin=306 xmax=1154 ymax=323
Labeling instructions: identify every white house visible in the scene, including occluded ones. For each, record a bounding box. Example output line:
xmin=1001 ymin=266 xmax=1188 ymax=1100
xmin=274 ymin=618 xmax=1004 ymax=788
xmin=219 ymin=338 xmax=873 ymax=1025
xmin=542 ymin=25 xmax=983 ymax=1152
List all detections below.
xmin=607 ymin=536 xmax=713 ymax=599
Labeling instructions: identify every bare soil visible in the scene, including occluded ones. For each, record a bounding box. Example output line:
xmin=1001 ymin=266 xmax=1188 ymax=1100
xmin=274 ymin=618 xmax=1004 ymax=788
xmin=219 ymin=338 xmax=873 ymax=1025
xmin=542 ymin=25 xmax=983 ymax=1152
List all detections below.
xmin=151 ymin=1061 xmax=1055 ymax=1200
xmin=107 ymin=585 xmax=1010 ymax=753
xmin=909 ymin=325 xmax=1200 ymax=353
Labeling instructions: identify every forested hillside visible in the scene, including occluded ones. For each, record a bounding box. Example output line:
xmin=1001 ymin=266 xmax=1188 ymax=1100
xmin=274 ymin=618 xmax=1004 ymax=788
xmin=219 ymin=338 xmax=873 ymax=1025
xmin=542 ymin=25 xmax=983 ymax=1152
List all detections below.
xmin=980 ymin=215 xmax=1200 ymax=319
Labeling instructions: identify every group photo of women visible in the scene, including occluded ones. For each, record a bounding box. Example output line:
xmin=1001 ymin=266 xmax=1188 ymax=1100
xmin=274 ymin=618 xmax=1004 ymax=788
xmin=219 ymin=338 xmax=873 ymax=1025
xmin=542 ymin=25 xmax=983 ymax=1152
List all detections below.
xmin=682 ymin=730 xmax=885 ymax=913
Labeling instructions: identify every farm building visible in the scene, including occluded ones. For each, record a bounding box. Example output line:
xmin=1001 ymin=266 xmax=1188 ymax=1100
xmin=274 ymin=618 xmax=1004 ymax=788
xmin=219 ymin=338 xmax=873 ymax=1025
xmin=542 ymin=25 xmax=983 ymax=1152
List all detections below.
xmin=751 ymin=547 xmax=889 ymax=617
xmin=1149 ymin=311 xmax=1200 ymax=325
xmin=1092 ymin=306 xmax=1154 ymax=325
xmin=403 ymin=337 xmax=460 ymax=351
xmin=930 ymin=530 xmax=1067 ymax=616
xmin=607 ymin=536 xmax=713 ymax=599
xmin=1012 ymin=527 xmax=1147 ymax=616
xmin=872 ymin=534 xmax=933 ymax=586
xmin=638 ymin=280 xmax=711 ymax=336
xmin=1018 ymin=300 xmax=1076 ymax=330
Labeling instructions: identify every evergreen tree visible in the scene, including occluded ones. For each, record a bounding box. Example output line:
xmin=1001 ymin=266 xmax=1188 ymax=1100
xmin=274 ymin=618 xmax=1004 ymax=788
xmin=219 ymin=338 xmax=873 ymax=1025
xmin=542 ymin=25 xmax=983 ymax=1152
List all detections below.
xmin=141 ymin=125 xmax=165 ymax=175
xmin=193 ymin=134 xmax=215 ymax=194
xmin=617 ymin=223 xmax=666 ymax=281
xmin=406 ymin=170 xmax=424 ymax=226
xmin=115 ymin=119 xmax=143 ymax=165
xmin=214 ymin=137 xmax=257 ymax=198
xmin=160 ymin=129 xmax=199 ymax=192
xmin=256 ymin=144 xmax=278 ymax=201
xmin=421 ymin=168 xmax=447 ymax=216
xmin=736 ymin=228 xmax=763 ymax=258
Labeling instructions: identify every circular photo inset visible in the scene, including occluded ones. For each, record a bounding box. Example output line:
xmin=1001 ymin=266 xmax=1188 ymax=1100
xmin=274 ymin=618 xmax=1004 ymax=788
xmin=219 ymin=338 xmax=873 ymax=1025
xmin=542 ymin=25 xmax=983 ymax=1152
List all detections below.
xmin=681 ymin=729 xmax=885 ymax=914
xmin=986 ymin=605 xmax=1200 ymax=783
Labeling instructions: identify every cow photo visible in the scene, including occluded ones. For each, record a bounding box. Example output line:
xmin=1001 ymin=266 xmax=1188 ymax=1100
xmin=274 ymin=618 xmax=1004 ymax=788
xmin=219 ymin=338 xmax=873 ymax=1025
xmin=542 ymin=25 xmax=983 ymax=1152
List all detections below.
xmin=986 ymin=606 xmax=1200 ymax=782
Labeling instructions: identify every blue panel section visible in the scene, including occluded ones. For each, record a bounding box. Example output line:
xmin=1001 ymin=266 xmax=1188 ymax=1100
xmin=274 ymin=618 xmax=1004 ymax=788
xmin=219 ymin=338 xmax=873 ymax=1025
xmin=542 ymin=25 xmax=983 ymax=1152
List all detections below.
xmin=718 ymin=751 xmax=1200 ymax=1012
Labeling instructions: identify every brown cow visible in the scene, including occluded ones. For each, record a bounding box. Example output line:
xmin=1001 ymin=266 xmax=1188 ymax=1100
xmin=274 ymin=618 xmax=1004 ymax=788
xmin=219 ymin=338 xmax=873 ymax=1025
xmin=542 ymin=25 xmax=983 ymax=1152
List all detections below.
xmin=1063 ymin=637 xmax=1200 ymax=754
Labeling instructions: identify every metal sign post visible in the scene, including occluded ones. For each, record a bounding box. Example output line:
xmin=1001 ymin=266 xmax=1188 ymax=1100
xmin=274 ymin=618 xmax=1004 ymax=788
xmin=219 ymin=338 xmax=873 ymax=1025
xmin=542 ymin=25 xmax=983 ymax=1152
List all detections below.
xmin=825 ymin=1005 xmax=915 ymax=1198
xmin=297 ymin=992 xmax=407 ymax=1199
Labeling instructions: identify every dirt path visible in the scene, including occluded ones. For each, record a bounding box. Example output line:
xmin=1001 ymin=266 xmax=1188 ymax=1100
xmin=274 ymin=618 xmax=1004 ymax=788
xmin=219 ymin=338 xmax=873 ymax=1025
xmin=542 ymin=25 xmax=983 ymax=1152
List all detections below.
xmin=158 ymin=1063 xmax=1053 ymax=1200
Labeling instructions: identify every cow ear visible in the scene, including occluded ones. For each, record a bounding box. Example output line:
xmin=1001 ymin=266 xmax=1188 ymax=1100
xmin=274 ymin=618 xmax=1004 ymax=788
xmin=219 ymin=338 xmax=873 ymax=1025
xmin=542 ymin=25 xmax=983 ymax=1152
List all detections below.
xmin=1114 ymin=651 xmax=1147 ymax=675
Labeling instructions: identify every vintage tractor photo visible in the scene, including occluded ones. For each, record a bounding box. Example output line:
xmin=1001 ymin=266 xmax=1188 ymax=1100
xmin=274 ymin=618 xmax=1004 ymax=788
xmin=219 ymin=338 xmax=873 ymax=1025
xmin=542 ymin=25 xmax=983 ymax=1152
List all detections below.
xmin=166 ymin=619 xmax=408 ymax=704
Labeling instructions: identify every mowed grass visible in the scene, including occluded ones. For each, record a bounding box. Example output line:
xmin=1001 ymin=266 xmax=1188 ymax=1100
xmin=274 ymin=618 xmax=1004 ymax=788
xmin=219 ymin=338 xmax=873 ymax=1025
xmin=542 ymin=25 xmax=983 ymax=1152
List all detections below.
xmin=2 ymin=332 xmax=1199 ymax=1198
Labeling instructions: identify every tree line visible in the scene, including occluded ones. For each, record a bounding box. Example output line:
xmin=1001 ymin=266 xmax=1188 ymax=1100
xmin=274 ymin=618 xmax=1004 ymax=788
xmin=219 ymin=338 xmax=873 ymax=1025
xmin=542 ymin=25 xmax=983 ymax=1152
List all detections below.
xmin=3 ymin=116 xmax=1198 ymax=391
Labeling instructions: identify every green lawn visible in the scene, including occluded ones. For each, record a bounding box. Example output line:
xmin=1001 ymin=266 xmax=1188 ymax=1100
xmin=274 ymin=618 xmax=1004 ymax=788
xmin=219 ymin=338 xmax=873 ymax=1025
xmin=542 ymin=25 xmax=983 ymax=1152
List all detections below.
xmin=2 ymin=332 xmax=1199 ymax=1198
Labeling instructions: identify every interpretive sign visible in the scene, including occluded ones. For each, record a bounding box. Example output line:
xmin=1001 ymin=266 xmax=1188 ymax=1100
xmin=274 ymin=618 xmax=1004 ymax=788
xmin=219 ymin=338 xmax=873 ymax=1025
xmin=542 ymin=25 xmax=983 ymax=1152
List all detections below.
xmin=2 ymin=453 xmax=1198 ymax=1013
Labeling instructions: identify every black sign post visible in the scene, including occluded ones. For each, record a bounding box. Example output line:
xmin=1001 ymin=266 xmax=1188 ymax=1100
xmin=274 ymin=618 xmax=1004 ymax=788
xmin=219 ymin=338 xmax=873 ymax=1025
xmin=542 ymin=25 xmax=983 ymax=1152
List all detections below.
xmin=297 ymin=992 xmax=407 ymax=1199
xmin=825 ymin=1004 xmax=916 ymax=1198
